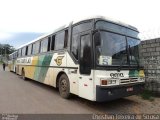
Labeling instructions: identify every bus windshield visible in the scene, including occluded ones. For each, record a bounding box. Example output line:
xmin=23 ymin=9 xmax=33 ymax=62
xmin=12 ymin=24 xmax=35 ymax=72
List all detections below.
xmin=95 ymin=31 xmax=140 ymax=66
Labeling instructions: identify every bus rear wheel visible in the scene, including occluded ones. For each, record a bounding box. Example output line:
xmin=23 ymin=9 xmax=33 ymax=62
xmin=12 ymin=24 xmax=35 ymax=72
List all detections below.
xmin=59 ymin=74 xmax=70 ymax=99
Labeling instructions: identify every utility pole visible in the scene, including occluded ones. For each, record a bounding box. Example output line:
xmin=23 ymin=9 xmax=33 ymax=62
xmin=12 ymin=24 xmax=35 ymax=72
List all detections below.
xmin=4 ymin=44 xmax=7 ymax=63
xmin=5 ymin=45 xmax=6 ymax=58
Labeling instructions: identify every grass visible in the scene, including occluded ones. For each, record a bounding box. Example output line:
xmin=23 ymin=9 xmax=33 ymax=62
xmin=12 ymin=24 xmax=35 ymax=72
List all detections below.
xmin=140 ymin=89 xmax=154 ymax=101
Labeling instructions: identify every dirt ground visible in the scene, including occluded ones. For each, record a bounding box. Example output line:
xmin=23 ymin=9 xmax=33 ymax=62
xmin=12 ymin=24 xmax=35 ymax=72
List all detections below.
xmin=0 ymin=65 xmax=159 ymax=115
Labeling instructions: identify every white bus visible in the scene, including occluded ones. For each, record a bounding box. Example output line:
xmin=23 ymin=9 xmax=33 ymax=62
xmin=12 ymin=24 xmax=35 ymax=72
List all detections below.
xmin=8 ymin=16 xmax=145 ymax=102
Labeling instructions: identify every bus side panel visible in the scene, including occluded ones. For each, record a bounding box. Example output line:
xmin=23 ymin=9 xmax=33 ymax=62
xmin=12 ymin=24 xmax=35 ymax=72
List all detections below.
xmin=32 ymin=54 xmax=52 ymax=82
xmin=43 ymin=68 xmax=56 ymax=86
xmin=26 ymin=56 xmax=38 ymax=79
xmin=47 ymin=52 xmax=67 ymax=86
xmin=66 ymin=52 xmax=79 ymax=95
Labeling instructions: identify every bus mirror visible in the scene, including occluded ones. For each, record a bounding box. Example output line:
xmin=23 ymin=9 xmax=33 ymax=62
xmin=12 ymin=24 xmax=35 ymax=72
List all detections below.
xmin=94 ymin=32 xmax=101 ymax=46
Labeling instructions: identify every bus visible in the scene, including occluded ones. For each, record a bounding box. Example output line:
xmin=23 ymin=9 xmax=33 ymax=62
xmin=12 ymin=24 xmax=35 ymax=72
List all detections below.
xmin=8 ymin=51 xmax=18 ymax=72
xmin=8 ymin=16 xmax=145 ymax=102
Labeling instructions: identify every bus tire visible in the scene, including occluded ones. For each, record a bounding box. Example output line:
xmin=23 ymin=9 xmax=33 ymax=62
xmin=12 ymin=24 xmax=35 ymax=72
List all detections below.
xmin=21 ymin=69 xmax=26 ymax=80
xmin=59 ymin=74 xmax=70 ymax=99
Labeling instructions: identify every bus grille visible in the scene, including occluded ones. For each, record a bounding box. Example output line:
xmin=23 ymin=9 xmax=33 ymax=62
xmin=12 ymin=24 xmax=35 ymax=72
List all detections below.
xmin=120 ymin=78 xmax=138 ymax=84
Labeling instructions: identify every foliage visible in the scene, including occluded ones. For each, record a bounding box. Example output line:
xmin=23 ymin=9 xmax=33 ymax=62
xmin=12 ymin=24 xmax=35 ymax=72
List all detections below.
xmin=140 ymin=89 xmax=154 ymax=101
xmin=0 ymin=43 xmax=15 ymax=56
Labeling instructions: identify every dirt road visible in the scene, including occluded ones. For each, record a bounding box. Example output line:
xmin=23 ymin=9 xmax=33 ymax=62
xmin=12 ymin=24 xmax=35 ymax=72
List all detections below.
xmin=0 ymin=65 xmax=159 ymax=114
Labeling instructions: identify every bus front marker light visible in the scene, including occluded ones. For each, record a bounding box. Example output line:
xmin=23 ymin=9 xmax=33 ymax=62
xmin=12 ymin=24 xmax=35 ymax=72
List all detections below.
xmin=111 ymin=80 xmax=116 ymax=84
xmin=108 ymin=80 xmax=116 ymax=84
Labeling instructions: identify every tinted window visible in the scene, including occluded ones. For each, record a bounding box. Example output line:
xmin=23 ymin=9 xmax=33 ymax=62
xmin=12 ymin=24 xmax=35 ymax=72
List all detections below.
xmin=64 ymin=30 xmax=68 ymax=48
xmin=18 ymin=49 xmax=22 ymax=57
xmin=28 ymin=44 xmax=32 ymax=55
xmin=95 ymin=32 xmax=127 ymax=66
xmin=32 ymin=41 xmax=40 ymax=54
xmin=51 ymin=35 xmax=55 ymax=50
xmin=71 ymin=34 xmax=79 ymax=60
xmin=13 ymin=52 xmax=17 ymax=59
xmin=80 ymin=34 xmax=91 ymax=74
xmin=72 ymin=22 xmax=92 ymax=34
xmin=40 ymin=38 xmax=48 ymax=53
xmin=55 ymin=31 xmax=65 ymax=50
xmin=48 ymin=37 xmax=51 ymax=51
xmin=22 ymin=47 xmax=26 ymax=56
xmin=36 ymin=42 xmax=40 ymax=54
xmin=25 ymin=46 xmax=28 ymax=55
xmin=32 ymin=43 xmax=36 ymax=54
xmin=96 ymin=21 xmax=139 ymax=38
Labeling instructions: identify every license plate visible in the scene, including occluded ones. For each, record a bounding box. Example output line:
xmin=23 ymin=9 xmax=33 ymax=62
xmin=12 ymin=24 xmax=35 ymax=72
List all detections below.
xmin=126 ymin=87 xmax=133 ymax=92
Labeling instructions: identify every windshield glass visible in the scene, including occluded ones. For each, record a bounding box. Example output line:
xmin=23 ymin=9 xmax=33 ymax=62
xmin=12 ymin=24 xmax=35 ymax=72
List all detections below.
xmin=95 ymin=31 xmax=140 ymax=66
xmin=127 ymin=37 xmax=140 ymax=65
xmin=96 ymin=21 xmax=139 ymax=38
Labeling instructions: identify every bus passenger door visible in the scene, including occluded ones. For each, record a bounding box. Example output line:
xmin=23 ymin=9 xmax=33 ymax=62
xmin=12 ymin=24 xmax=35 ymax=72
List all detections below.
xmin=79 ymin=33 xmax=94 ymax=100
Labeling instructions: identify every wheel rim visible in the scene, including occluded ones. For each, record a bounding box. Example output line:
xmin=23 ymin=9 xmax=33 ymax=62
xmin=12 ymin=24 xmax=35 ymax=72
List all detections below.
xmin=60 ymin=79 xmax=67 ymax=92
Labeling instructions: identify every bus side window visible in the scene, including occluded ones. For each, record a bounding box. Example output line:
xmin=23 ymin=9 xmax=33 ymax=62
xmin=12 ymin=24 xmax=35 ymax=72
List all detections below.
xmin=80 ymin=34 xmax=91 ymax=75
xmin=51 ymin=35 xmax=55 ymax=50
xmin=64 ymin=30 xmax=68 ymax=48
xmin=22 ymin=47 xmax=26 ymax=56
xmin=36 ymin=41 xmax=40 ymax=54
xmin=32 ymin=43 xmax=36 ymax=54
xmin=72 ymin=22 xmax=92 ymax=34
xmin=25 ymin=46 xmax=28 ymax=56
xmin=40 ymin=38 xmax=48 ymax=53
xmin=33 ymin=41 xmax=40 ymax=54
xmin=48 ymin=37 xmax=51 ymax=51
xmin=71 ymin=34 xmax=78 ymax=60
xmin=18 ymin=49 xmax=22 ymax=57
xmin=28 ymin=44 xmax=32 ymax=55
xmin=71 ymin=22 xmax=92 ymax=60
xmin=55 ymin=31 xmax=65 ymax=50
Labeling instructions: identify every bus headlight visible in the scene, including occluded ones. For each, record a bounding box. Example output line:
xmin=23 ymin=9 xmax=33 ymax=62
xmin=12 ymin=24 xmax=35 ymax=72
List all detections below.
xmin=108 ymin=80 xmax=116 ymax=84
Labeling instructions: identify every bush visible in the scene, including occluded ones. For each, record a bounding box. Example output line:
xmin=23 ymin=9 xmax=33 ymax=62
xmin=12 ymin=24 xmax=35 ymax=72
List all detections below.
xmin=140 ymin=89 xmax=154 ymax=101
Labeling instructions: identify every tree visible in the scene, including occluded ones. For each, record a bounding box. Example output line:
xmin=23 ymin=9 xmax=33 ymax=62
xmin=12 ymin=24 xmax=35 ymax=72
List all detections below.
xmin=0 ymin=43 xmax=15 ymax=57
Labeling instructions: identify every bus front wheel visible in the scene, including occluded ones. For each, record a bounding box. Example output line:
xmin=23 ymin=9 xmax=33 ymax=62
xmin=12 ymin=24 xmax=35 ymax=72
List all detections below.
xmin=59 ymin=74 xmax=70 ymax=99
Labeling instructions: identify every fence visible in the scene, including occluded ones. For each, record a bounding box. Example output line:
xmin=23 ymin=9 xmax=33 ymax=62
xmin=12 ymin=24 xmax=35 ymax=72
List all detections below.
xmin=140 ymin=38 xmax=160 ymax=95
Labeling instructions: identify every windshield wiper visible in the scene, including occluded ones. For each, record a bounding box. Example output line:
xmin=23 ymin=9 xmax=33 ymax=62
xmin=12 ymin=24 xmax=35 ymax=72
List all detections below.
xmin=117 ymin=58 xmax=124 ymax=72
xmin=117 ymin=43 xmax=128 ymax=71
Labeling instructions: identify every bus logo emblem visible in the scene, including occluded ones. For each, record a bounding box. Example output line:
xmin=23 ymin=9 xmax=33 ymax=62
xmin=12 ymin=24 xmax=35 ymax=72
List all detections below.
xmin=110 ymin=73 xmax=124 ymax=78
xmin=54 ymin=56 xmax=64 ymax=66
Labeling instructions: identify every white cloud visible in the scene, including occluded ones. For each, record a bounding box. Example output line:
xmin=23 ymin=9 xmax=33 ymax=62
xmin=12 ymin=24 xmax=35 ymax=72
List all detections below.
xmin=0 ymin=32 xmax=12 ymax=41
xmin=0 ymin=0 xmax=160 ymax=39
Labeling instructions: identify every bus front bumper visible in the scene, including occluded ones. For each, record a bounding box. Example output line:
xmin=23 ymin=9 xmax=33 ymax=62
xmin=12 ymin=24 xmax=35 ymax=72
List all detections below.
xmin=96 ymin=82 xmax=145 ymax=102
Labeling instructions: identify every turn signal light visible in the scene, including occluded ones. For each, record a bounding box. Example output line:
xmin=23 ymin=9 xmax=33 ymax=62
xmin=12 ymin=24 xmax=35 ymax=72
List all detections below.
xmin=101 ymin=80 xmax=108 ymax=85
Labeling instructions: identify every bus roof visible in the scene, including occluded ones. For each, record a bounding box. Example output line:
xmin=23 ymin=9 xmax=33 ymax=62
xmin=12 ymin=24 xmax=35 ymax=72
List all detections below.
xmin=72 ymin=16 xmax=138 ymax=31
xmin=17 ymin=16 xmax=138 ymax=49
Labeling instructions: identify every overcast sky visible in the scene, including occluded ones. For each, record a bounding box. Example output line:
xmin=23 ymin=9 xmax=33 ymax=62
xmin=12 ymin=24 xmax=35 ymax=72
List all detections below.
xmin=0 ymin=0 xmax=160 ymax=47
